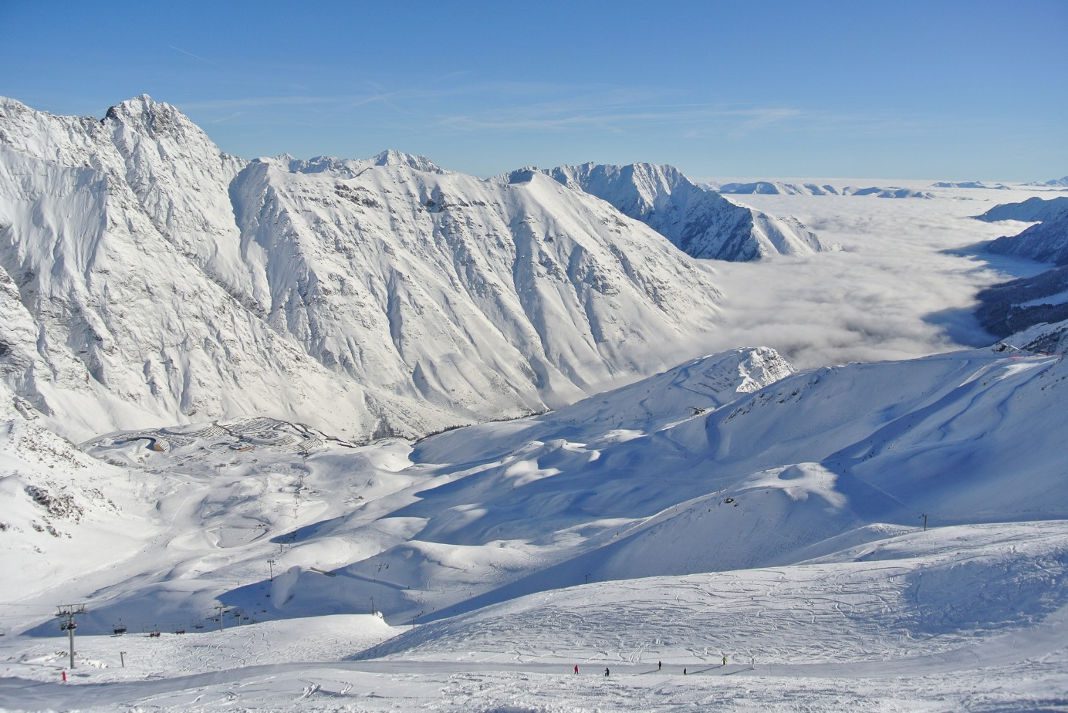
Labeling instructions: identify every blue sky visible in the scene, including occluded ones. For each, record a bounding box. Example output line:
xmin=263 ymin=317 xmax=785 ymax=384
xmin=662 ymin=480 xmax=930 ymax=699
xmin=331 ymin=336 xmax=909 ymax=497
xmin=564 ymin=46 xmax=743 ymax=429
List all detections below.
xmin=2 ymin=1 xmax=1065 ymax=180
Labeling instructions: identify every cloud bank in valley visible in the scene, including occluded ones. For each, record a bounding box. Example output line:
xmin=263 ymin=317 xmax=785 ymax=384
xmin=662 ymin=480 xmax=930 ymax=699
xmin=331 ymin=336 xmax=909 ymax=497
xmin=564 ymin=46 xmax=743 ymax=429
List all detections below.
xmin=699 ymin=189 xmax=1049 ymax=369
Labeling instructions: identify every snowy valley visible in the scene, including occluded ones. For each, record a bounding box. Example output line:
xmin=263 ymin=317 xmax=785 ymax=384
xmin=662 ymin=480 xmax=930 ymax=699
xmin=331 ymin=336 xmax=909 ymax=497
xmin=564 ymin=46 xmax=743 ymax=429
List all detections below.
xmin=0 ymin=97 xmax=1067 ymax=712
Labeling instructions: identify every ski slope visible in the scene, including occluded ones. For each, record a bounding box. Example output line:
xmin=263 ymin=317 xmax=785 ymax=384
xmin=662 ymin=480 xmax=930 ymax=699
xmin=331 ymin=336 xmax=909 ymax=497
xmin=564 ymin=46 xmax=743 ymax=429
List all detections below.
xmin=2 ymin=325 xmax=1067 ymax=710
xmin=2 ymin=523 xmax=1066 ymax=711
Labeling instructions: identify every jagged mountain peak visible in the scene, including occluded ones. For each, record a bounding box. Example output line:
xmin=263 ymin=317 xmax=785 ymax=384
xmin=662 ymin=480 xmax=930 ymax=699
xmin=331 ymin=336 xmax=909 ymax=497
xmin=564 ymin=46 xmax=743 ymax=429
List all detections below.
xmin=103 ymin=94 xmax=202 ymax=135
xmin=372 ymin=148 xmax=444 ymax=173
xmin=551 ymin=161 xmax=691 ymax=196
xmin=544 ymin=161 xmax=822 ymax=261
xmin=277 ymin=150 xmax=445 ymax=178
xmin=0 ymin=96 xmax=726 ymax=443
xmin=0 ymin=95 xmax=32 ymax=113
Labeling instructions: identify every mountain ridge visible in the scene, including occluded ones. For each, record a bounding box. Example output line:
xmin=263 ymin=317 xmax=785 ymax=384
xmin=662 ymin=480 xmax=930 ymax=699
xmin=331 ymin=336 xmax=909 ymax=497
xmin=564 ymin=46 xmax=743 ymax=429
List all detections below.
xmin=545 ymin=162 xmax=822 ymax=261
xmin=0 ymin=95 xmax=730 ymax=442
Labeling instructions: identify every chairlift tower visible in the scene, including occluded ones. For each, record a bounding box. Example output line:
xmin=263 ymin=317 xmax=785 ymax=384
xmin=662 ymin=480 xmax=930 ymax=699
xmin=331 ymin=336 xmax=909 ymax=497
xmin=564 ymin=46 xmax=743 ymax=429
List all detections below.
xmin=55 ymin=604 xmax=87 ymax=670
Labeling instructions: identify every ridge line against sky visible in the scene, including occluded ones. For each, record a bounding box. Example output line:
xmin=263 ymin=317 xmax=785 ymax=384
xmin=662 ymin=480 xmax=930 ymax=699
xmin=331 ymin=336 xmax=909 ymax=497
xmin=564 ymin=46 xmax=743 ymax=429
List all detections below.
xmin=1 ymin=0 xmax=1066 ymax=181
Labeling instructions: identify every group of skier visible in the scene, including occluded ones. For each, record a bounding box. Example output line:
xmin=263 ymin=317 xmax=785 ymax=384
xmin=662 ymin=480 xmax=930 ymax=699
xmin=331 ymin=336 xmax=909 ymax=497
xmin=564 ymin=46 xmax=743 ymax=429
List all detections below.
xmin=574 ymin=654 xmax=740 ymax=677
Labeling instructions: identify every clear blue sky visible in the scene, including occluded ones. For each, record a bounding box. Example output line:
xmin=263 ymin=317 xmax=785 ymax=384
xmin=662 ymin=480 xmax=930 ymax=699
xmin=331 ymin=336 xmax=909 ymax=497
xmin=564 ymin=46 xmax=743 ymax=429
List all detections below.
xmin=2 ymin=1 xmax=1065 ymax=181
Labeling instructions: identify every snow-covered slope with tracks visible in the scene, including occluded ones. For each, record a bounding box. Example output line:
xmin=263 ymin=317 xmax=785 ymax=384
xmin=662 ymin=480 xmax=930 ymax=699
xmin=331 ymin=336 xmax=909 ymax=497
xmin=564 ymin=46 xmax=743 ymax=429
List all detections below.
xmin=2 ymin=335 xmax=1067 ymax=711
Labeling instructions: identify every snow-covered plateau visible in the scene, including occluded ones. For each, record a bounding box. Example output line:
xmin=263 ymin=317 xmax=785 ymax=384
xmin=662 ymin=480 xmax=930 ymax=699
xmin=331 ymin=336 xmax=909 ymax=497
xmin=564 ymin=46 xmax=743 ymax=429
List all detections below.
xmin=1 ymin=96 xmax=1066 ymax=712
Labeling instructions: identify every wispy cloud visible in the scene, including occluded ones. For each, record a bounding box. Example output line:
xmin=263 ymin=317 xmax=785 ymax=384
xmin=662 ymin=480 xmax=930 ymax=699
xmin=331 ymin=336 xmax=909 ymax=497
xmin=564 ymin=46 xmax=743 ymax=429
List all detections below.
xmin=168 ymin=45 xmax=216 ymax=66
xmin=179 ymin=95 xmax=363 ymax=111
xmin=437 ymin=98 xmax=805 ymax=135
xmin=177 ymin=80 xmax=583 ymax=114
xmin=175 ymin=77 xmax=937 ymax=156
xmin=204 ymin=111 xmax=244 ymax=125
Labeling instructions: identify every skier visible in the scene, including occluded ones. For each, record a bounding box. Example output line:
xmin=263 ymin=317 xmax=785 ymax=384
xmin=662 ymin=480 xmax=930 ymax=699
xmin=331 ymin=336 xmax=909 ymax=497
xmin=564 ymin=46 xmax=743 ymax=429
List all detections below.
xmin=574 ymin=664 xmax=579 ymax=674
xmin=658 ymin=660 xmax=662 ymax=671
xmin=722 ymin=654 xmax=727 ymax=666
xmin=683 ymin=667 xmax=687 ymax=675
xmin=604 ymin=667 xmax=610 ymax=677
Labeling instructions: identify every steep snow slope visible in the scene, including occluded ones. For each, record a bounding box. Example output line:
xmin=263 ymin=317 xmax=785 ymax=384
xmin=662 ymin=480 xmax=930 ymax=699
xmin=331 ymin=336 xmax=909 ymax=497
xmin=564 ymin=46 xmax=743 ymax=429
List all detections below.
xmin=1005 ymin=316 xmax=1068 ymax=354
xmin=0 ymin=96 xmax=725 ymax=441
xmin=545 ymin=163 xmax=822 ymax=261
xmin=6 ymin=341 xmax=1055 ymax=639
xmin=988 ymin=211 xmax=1068 ymax=265
xmin=0 ymin=383 xmax=165 ymax=608
xmin=977 ymin=265 xmax=1068 ymax=338
xmin=976 ymin=199 xmax=1068 ymax=338
xmin=230 ymin=159 xmax=723 ymax=415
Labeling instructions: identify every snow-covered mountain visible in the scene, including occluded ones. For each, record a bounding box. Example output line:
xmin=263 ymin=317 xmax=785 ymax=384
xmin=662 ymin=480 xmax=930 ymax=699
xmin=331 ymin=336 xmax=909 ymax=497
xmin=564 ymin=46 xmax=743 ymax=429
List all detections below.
xmin=931 ymin=180 xmax=1008 ymax=189
xmin=976 ymin=196 xmax=1068 ymax=222
xmin=988 ymin=210 xmax=1068 ymax=265
xmin=544 ymin=163 xmax=822 ymax=261
xmin=6 ymin=332 xmax=1060 ymax=638
xmin=1028 ymin=175 xmax=1068 ymax=188
xmin=3 ymin=324 xmax=1067 ymax=710
xmin=0 ymin=96 xmax=728 ymax=442
xmin=714 ymin=180 xmax=836 ymax=195
xmin=977 ymin=265 xmax=1068 ymax=338
xmin=976 ymin=199 xmax=1068 ymax=339
xmin=715 ymin=180 xmax=933 ymax=199
xmin=281 ymin=148 xmax=446 ymax=177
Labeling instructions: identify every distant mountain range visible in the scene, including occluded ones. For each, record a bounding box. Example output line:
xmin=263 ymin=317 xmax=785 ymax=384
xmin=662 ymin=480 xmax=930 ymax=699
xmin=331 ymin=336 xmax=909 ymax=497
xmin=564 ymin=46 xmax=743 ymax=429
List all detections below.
xmin=713 ymin=180 xmax=933 ymax=199
xmin=1027 ymin=176 xmax=1068 ymax=188
xmin=930 ymin=180 xmax=1009 ymax=189
xmin=975 ymin=196 xmax=1068 ymax=223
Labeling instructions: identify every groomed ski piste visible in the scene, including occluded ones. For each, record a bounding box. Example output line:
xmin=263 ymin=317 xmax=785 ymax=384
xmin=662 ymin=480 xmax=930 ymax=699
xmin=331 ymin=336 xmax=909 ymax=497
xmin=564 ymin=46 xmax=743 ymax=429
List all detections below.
xmin=4 ymin=523 xmax=1067 ymax=712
